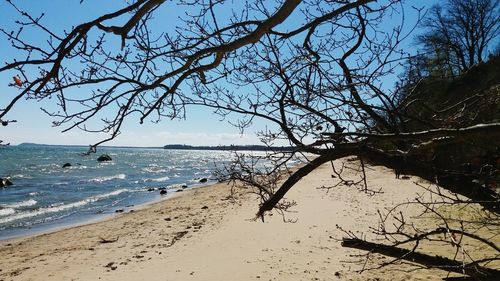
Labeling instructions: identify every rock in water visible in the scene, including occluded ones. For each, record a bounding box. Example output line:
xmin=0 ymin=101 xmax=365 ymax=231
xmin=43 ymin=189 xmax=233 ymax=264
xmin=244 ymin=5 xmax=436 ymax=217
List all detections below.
xmin=0 ymin=178 xmax=13 ymax=187
xmin=199 ymin=178 xmax=208 ymax=183
xmin=160 ymin=189 xmax=167 ymax=195
xmin=97 ymin=154 xmax=112 ymax=162
xmin=62 ymin=163 xmax=72 ymax=168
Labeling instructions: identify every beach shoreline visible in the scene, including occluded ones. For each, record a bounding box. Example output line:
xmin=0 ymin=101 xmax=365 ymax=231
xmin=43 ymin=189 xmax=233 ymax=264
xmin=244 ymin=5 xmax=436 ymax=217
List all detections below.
xmin=0 ymin=182 xmax=215 ymax=242
xmin=1 ymin=159 xmax=497 ymax=280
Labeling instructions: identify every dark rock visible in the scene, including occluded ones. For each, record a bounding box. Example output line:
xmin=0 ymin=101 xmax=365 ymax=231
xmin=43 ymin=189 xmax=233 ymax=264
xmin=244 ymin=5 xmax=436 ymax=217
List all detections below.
xmin=199 ymin=178 xmax=208 ymax=183
xmin=147 ymin=188 xmax=155 ymax=192
xmin=97 ymin=154 xmax=112 ymax=162
xmin=158 ymin=187 xmax=167 ymax=191
xmin=182 ymin=185 xmax=188 ymax=189
xmin=160 ymin=189 xmax=167 ymax=195
xmin=201 ymin=206 xmax=208 ymax=210
xmin=104 ymin=262 xmax=117 ymax=270
xmin=0 ymin=178 xmax=13 ymax=187
xmin=164 ymin=217 xmax=171 ymax=221
xmin=115 ymin=209 xmax=124 ymax=213
xmin=176 ymin=189 xmax=183 ymax=192
xmin=62 ymin=163 xmax=72 ymax=168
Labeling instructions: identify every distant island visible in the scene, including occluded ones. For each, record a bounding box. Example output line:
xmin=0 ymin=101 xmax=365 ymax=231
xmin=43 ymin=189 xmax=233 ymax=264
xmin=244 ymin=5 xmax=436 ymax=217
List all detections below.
xmin=163 ymin=144 xmax=295 ymax=151
xmin=14 ymin=142 xmax=293 ymax=151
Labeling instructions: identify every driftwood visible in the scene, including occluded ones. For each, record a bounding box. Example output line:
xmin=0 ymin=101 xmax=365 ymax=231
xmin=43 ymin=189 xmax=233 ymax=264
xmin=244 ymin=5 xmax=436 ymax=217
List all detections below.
xmin=341 ymin=238 xmax=500 ymax=279
xmin=98 ymin=236 xmax=119 ymax=244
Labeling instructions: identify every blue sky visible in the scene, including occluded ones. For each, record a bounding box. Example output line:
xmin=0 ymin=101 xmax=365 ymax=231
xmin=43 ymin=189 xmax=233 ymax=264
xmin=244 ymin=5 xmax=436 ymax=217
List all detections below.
xmin=0 ymin=0 xmax=439 ymax=147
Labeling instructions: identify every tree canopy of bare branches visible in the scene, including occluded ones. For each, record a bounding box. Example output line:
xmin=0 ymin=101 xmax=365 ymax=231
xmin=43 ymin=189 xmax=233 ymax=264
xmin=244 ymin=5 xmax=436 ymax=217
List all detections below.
xmin=417 ymin=0 xmax=500 ymax=76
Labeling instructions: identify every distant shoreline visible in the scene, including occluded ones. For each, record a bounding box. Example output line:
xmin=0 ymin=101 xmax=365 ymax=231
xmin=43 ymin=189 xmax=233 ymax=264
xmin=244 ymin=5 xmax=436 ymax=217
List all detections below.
xmin=162 ymin=144 xmax=294 ymax=151
xmin=14 ymin=143 xmax=294 ymax=152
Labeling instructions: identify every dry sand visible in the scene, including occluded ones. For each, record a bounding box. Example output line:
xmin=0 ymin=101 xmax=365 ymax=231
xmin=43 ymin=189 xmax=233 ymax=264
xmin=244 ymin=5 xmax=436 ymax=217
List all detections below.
xmin=0 ymin=159 xmax=496 ymax=280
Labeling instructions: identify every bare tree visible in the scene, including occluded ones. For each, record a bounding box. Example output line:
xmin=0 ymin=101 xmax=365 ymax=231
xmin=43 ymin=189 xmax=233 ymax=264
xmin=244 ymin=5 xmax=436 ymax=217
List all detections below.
xmin=0 ymin=0 xmax=498 ymax=278
xmin=418 ymin=0 xmax=500 ymax=76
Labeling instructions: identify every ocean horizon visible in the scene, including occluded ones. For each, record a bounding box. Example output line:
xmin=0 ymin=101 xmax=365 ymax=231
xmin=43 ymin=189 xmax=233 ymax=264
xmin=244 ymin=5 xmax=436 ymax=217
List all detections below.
xmin=0 ymin=144 xmax=283 ymax=240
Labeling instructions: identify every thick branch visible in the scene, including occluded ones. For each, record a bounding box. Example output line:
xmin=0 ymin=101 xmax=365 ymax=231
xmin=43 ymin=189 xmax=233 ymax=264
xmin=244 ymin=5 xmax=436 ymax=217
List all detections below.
xmin=257 ymin=146 xmax=358 ymax=219
xmin=341 ymin=238 xmax=500 ymax=279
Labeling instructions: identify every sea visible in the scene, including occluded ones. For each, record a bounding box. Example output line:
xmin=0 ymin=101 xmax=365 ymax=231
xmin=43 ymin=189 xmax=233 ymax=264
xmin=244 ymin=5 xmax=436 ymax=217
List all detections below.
xmin=0 ymin=144 xmax=280 ymax=240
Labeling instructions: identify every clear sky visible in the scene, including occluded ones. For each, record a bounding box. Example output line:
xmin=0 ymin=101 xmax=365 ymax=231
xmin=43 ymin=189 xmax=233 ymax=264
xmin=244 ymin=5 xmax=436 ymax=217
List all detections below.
xmin=0 ymin=0 xmax=439 ymax=147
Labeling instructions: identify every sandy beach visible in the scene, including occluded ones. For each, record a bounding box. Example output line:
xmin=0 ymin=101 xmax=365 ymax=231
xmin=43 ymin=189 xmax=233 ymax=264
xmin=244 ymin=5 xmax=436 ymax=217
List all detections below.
xmin=0 ymin=159 xmax=497 ymax=281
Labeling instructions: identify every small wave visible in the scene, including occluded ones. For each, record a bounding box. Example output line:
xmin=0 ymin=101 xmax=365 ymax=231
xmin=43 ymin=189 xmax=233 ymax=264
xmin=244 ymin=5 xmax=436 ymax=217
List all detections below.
xmin=2 ymin=199 xmax=37 ymax=209
xmin=53 ymin=182 xmax=70 ymax=186
xmin=0 ymin=189 xmax=129 ymax=224
xmin=11 ymin=174 xmax=33 ymax=179
xmin=94 ymin=189 xmax=129 ymax=199
xmin=145 ymin=176 xmax=170 ymax=183
xmin=0 ymin=208 xmax=15 ymax=217
xmin=63 ymin=165 xmax=88 ymax=170
xmin=142 ymin=167 xmax=169 ymax=173
xmin=87 ymin=174 xmax=126 ymax=183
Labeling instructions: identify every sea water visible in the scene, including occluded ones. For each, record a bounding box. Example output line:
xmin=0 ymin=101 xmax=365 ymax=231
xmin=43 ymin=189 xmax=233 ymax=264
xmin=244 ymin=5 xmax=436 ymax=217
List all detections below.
xmin=0 ymin=144 xmax=276 ymax=240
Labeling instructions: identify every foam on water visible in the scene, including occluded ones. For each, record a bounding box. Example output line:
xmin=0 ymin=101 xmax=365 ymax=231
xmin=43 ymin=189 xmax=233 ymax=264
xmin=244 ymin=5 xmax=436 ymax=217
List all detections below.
xmin=87 ymin=174 xmax=127 ymax=183
xmin=0 ymin=208 xmax=15 ymax=217
xmin=0 ymin=189 xmax=129 ymax=224
xmin=11 ymin=174 xmax=33 ymax=179
xmin=2 ymin=199 xmax=38 ymax=209
xmin=146 ymin=176 xmax=170 ymax=182
xmin=142 ymin=167 xmax=169 ymax=173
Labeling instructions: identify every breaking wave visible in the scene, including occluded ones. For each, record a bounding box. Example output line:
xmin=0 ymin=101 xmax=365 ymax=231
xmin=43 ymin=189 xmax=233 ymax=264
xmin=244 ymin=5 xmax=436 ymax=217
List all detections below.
xmin=2 ymin=199 xmax=37 ymax=209
xmin=0 ymin=189 xmax=129 ymax=224
xmin=86 ymin=174 xmax=126 ymax=183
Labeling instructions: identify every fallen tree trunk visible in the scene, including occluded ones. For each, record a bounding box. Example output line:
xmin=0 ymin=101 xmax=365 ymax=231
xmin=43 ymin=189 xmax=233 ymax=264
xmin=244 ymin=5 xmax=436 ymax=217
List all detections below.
xmin=341 ymin=238 xmax=500 ymax=279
